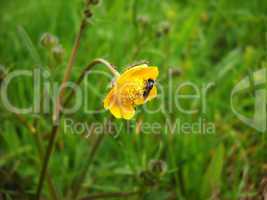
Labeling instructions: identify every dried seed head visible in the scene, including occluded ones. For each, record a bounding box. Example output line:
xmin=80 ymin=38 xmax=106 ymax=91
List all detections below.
xmin=168 ymin=67 xmax=182 ymax=77
xmin=84 ymin=8 xmax=93 ymax=19
xmin=137 ymin=15 xmax=150 ymax=27
xmin=156 ymin=21 xmax=171 ymax=37
xmin=52 ymin=45 xmax=65 ymax=63
xmin=161 ymin=21 xmax=171 ymax=34
xmin=149 ymin=159 xmax=167 ymax=176
xmin=40 ymin=33 xmax=59 ymax=49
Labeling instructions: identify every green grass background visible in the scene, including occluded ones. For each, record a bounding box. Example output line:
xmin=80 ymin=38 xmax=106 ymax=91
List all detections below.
xmin=0 ymin=0 xmax=267 ymax=199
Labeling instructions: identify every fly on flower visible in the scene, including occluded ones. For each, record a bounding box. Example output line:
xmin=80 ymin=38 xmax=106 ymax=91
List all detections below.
xmin=104 ymin=64 xmax=159 ymax=120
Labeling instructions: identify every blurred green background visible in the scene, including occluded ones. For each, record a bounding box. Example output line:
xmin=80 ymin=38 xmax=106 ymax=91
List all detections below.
xmin=0 ymin=0 xmax=267 ymax=199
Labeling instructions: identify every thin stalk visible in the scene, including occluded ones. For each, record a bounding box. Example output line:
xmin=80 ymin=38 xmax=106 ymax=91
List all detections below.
xmin=62 ymin=59 xmax=117 ymax=199
xmin=35 ymin=17 xmax=88 ymax=200
xmin=36 ymin=57 xmax=118 ymax=199
xmin=14 ymin=114 xmax=60 ymax=200
xmin=35 ymin=131 xmax=60 ymax=200
xmin=64 ymin=58 xmax=119 ymax=106
xmin=53 ymin=18 xmax=87 ymax=123
xmin=36 ymin=125 xmax=59 ymax=200
xmin=35 ymin=21 xmax=119 ymax=200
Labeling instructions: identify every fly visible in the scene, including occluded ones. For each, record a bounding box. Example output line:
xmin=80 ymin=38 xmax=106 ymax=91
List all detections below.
xmin=143 ymin=79 xmax=155 ymax=98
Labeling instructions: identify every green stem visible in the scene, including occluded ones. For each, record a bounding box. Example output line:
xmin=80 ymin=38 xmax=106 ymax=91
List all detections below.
xmin=35 ymin=130 xmax=60 ymax=200
xmin=62 ymin=59 xmax=116 ymax=199
xmin=64 ymin=58 xmax=119 ymax=106
xmin=35 ymin=17 xmax=88 ymax=200
xmin=14 ymin=114 xmax=60 ymax=200
xmin=36 ymin=125 xmax=59 ymax=200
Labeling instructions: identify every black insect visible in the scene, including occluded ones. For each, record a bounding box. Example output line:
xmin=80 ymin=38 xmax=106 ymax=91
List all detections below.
xmin=143 ymin=79 xmax=155 ymax=98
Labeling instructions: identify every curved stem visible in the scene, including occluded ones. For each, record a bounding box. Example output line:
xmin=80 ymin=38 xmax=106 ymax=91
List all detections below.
xmin=77 ymin=58 xmax=120 ymax=83
xmin=64 ymin=58 xmax=119 ymax=107
xmin=63 ymin=59 xmax=116 ymax=199
xmin=36 ymin=57 xmax=117 ymax=200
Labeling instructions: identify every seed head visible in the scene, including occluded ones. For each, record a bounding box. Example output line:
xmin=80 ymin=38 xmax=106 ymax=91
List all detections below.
xmin=40 ymin=33 xmax=59 ymax=49
xmin=137 ymin=15 xmax=150 ymax=28
xmin=156 ymin=21 xmax=171 ymax=37
xmin=84 ymin=8 xmax=93 ymax=19
xmin=149 ymin=159 xmax=167 ymax=176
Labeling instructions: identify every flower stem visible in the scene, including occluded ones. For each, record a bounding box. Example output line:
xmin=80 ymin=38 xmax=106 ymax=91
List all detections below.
xmin=35 ymin=125 xmax=59 ymax=200
xmin=64 ymin=58 xmax=119 ymax=106
xmin=35 ymin=17 xmax=88 ymax=200
xmin=53 ymin=19 xmax=87 ymax=123
xmin=14 ymin=113 xmax=60 ymax=200
xmin=75 ymin=58 xmax=120 ymax=85
xmin=62 ymin=59 xmax=116 ymax=199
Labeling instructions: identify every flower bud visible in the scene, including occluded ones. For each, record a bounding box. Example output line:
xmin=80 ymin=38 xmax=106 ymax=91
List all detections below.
xmin=51 ymin=45 xmax=65 ymax=64
xmin=148 ymin=160 xmax=167 ymax=176
xmin=40 ymin=33 xmax=58 ymax=49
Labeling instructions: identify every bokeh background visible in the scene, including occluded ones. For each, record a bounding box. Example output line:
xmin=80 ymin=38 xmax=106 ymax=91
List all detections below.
xmin=0 ymin=0 xmax=266 ymax=199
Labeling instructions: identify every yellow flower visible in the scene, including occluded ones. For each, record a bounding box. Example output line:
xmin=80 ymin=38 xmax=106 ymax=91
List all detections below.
xmin=104 ymin=64 xmax=159 ymax=120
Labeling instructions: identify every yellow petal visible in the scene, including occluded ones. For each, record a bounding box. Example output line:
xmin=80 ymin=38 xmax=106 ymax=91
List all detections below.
xmin=109 ymin=103 xmax=122 ymax=118
xmin=104 ymin=65 xmax=159 ymax=120
xmin=104 ymin=89 xmax=135 ymax=120
xmin=109 ymin=102 xmax=135 ymax=120
xmin=134 ymin=97 xmax=145 ymax=105
xmin=117 ymin=65 xmax=159 ymax=85
xmin=104 ymin=88 xmax=115 ymax=109
xmin=120 ymin=104 xmax=135 ymax=120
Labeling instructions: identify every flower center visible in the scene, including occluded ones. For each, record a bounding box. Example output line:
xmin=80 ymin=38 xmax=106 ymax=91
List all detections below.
xmin=117 ymin=79 xmax=144 ymax=105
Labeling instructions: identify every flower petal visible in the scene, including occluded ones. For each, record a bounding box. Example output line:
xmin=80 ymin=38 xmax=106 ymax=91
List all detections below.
xmin=109 ymin=102 xmax=135 ymax=120
xmin=134 ymin=97 xmax=145 ymax=105
xmin=109 ymin=103 xmax=122 ymax=118
xmin=104 ymin=88 xmax=115 ymax=109
xmin=104 ymin=89 xmax=135 ymax=120
xmin=120 ymin=104 xmax=135 ymax=120
xmin=117 ymin=65 xmax=159 ymax=85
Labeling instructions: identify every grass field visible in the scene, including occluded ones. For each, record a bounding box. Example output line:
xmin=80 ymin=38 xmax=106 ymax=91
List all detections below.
xmin=0 ymin=0 xmax=267 ymax=199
